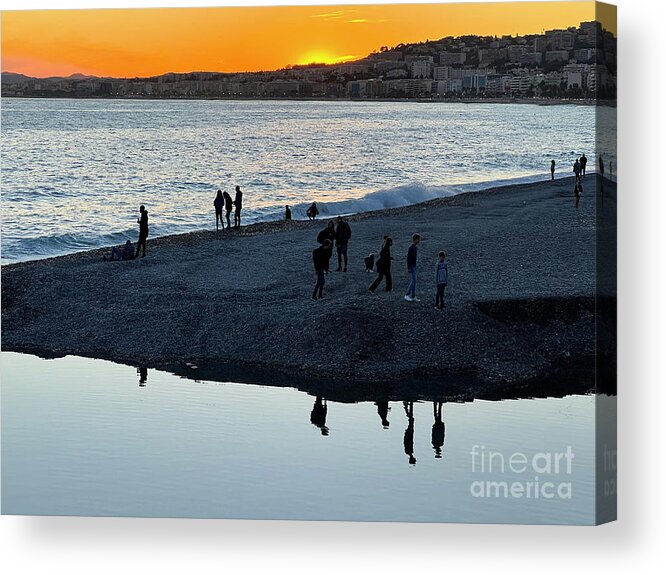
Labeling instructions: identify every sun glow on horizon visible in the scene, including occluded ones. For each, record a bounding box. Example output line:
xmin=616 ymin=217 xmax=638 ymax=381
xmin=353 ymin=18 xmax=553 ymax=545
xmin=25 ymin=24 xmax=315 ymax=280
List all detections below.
xmin=296 ymin=51 xmax=359 ymax=66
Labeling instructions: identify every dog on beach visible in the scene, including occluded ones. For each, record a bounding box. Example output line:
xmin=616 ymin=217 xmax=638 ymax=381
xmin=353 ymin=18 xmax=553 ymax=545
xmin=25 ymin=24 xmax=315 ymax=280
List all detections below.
xmin=364 ymin=253 xmax=375 ymax=272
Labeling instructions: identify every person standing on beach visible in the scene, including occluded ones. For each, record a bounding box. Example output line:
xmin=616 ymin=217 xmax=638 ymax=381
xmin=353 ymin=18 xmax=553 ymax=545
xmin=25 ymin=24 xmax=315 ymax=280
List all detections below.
xmin=317 ymin=221 xmax=336 ymax=273
xmin=573 ymin=158 xmax=581 ymax=182
xmin=223 ymin=191 xmax=233 ymax=229
xmin=435 ymin=251 xmax=448 ymax=310
xmin=404 ymin=233 xmax=421 ymax=302
xmin=135 ymin=205 xmax=148 ymax=258
xmin=550 ymin=159 xmax=556 ymax=180
xmin=369 ymin=236 xmax=393 ymax=293
xmin=233 ymin=185 xmax=243 ymax=229
xmin=213 ymin=189 xmax=225 ymax=231
xmin=312 ymin=239 xmax=331 ymax=300
xmin=285 ymin=205 xmax=292 ymax=220
xmin=335 ymin=216 xmax=352 ymax=272
xmin=580 ymin=153 xmax=588 ymax=177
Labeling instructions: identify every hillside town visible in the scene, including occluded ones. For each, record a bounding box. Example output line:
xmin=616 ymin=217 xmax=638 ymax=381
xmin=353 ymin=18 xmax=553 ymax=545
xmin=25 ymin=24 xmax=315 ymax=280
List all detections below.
xmin=2 ymin=20 xmax=616 ymax=101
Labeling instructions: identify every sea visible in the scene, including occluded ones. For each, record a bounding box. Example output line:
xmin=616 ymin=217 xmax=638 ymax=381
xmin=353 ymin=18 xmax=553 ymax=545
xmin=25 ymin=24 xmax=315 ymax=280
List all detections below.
xmin=1 ymin=97 xmax=615 ymax=263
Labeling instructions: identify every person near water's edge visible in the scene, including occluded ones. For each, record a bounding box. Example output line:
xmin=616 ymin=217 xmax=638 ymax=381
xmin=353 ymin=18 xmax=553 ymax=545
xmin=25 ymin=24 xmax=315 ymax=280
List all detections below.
xmin=214 ymin=189 xmax=224 ymax=231
xmin=435 ymin=251 xmax=448 ymax=310
xmin=312 ymin=239 xmax=331 ymax=300
xmin=369 ymin=236 xmax=393 ymax=293
xmin=550 ymin=159 xmax=556 ymax=180
xmin=285 ymin=205 xmax=292 ymax=220
xmin=135 ymin=205 xmax=148 ymax=258
xmin=335 ymin=216 xmax=352 ymax=272
xmin=233 ymin=185 xmax=243 ymax=228
xmin=404 ymin=233 xmax=421 ymax=302
xmin=306 ymin=202 xmax=319 ymax=220
xmin=573 ymin=158 xmax=581 ymax=183
xmin=105 ymin=239 xmax=135 ymax=261
xmin=580 ymin=153 xmax=587 ymax=177
xmin=223 ymin=190 xmax=233 ymax=229
xmin=317 ymin=221 xmax=336 ymax=273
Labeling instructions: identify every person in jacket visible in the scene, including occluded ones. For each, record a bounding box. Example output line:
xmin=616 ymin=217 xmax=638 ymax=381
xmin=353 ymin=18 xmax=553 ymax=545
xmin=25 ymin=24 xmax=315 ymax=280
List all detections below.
xmin=404 ymin=233 xmax=421 ymax=302
xmin=223 ymin=190 xmax=233 ymax=229
xmin=435 ymin=251 xmax=448 ymax=310
xmin=312 ymin=239 xmax=331 ymax=300
xmin=335 ymin=216 xmax=352 ymax=272
xmin=135 ymin=205 xmax=148 ymax=258
xmin=369 ymin=236 xmax=393 ymax=293
xmin=317 ymin=221 xmax=336 ymax=273
xmin=580 ymin=153 xmax=588 ymax=177
xmin=233 ymin=185 xmax=243 ymax=229
xmin=213 ymin=189 xmax=225 ymax=230
xmin=573 ymin=158 xmax=581 ymax=182
xmin=285 ymin=205 xmax=292 ymax=220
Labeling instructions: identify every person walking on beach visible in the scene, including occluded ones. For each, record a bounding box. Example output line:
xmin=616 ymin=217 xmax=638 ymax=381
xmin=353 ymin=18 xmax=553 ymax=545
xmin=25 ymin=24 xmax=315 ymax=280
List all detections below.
xmin=317 ymin=221 xmax=336 ymax=273
xmin=573 ymin=158 xmax=581 ymax=182
xmin=223 ymin=190 xmax=233 ymax=229
xmin=432 ymin=402 xmax=445 ymax=459
xmin=306 ymin=202 xmax=319 ymax=220
xmin=550 ymin=159 xmax=556 ymax=180
xmin=435 ymin=251 xmax=448 ymax=310
xmin=403 ymin=401 xmax=416 ymax=465
xmin=369 ymin=236 xmax=393 ymax=293
xmin=213 ymin=189 xmax=225 ymax=231
xmin=233 ymin=185 xmax=243 ymax=229
xmin=580 ymin=153 xmax=588 ymax=177
xmin=285 ymin=205 xmax=292 ymax=220
xmin=404 ymin=233 xmax=421 ymax=302
xmin=312 ymin=239 xmax=331 ymax=300
xmin=335 ymin=216 xmax=352 ymax=272
xmin=135 ymin=205 xmax=148 ymax=258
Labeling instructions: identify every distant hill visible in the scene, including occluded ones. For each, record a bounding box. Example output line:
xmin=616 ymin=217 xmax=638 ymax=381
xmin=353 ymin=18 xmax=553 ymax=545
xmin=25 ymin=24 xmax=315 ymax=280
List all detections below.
xmin=1 ymin=72 xmax=100 ymax=83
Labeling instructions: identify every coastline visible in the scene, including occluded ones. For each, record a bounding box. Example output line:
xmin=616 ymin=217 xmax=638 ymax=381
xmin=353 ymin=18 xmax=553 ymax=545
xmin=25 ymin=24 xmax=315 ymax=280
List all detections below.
xmin=1 ymin=176 xmax=616 ymax=400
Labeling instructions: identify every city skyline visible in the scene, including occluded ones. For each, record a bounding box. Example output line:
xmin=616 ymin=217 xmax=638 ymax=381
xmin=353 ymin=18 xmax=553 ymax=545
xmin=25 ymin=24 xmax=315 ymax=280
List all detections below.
xmin=0 ymin=2 xmax=611 ymax=78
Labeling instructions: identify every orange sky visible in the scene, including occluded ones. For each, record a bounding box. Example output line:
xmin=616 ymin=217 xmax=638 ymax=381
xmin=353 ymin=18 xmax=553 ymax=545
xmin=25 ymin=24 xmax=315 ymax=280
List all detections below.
xmin=1 ymin=2 xmax=604 ymax=78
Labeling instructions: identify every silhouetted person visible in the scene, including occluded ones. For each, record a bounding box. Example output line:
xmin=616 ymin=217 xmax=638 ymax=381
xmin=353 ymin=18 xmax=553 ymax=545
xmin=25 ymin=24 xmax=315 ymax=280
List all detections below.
xmin=574 ymin=181 xmax=582 ymax=210
xmin=285 ymin=205 xmax=292 ymax=220
xmin=310 ymin=397 xmax=328 ymax=436
xmin=137 ymin=367 xmax=147 ymax=387
xmin=573 ymin=159 xmax=581 ymax=183
xmin=214 ymin=189 xmax=225 ymax=231
xmin=233 ymin=185 xmax=243 ymax=228
xmin=550 ymin=159 xmax=556 ymax=180
xmin=432 ymin=402 xmax=445 ymax=459
xmin=403 ymin=401 xmax=416 ymax=465
xmin=404 ymin=233 xmax=421 ymax=302
xmin=369 ymin=236 xmax=393 ymax=293
xmin=580 ymin=153 xmax=588 ymax=177
xmin=335 ymin=216 xmax=352 ymax=272
xmin=135 ymin=205 xmax=148 ymax=258
xmin=317 ymin=221 xmax=336 ymax=273
xmin=312 ymin=240 xmax=331 ymax=300
xmin=223 ymin=191 xmax=233 ymax=229
xmin=105 ymin=239 xmax=135 ymax=261
xmin=599 ymin=155 xmax=605 ymax=179
xmin=376 ymin=401 xmax=390 ymax=429
xmin=306 ymin=202 xmax=319 ymax=220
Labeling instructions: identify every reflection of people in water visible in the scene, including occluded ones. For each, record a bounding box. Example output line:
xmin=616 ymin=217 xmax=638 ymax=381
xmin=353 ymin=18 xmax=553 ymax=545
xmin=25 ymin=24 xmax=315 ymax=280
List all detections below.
xmin=432 ymin=402 xmax=445 ymax=459
xmin=376 ymin=401 xmax=390 ymax=429
xmin=137 ymin=367 xmax=147 ymax=387
xmin=310 ymin=397 xmax=329 ymax=436
xmin=403 ymin=401 xmax=416 ymax=465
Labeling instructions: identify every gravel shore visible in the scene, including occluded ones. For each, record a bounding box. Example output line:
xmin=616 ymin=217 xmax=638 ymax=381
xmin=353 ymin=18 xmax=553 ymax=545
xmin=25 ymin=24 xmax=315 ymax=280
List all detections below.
xmin=1 ymin=176 xmax=616 ymax=401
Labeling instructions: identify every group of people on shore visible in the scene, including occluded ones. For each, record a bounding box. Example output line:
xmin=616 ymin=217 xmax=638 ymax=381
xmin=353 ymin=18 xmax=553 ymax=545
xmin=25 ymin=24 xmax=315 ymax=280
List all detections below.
xmin=310 ymin=397 xmax=445 ymax=464
xmin=213 ymin=186 xmax=244 ymax=231
xmin=311 ymin=219 xmax=449 ymax=310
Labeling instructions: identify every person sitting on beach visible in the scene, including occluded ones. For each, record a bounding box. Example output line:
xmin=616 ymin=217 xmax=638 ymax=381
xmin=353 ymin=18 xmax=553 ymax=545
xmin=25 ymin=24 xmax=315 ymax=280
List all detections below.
xmin=285 ymin=205 xmax=292 ymax=220
xmin=213 ymin=189 xmax=225 ymax=231
xmin=317 ymin=221 xmax=336 ymax=273
xmin=135 ymin=205 xmax=148 ymax=258
xmin=435 ymin=251 xmax=448 ymax=310
xmin=233 ymin=185 xmax=243 ymax=229
xmin=550 ymin=159 xmax=556 ymax=181
xmin=334 ymin=216 xmax=352 ymax=272
xmin=580 ymin=153 xmax=588 ymax=177
xmin=105 ymin=240 xmax=135 ymax=261
xmin=369 ymin=236 xmax=393 ymax=293
xmin=306 ymin=202 xmax=319 ymax=220
xmin=223 ymin=191 xmax=233 ymax=229
xmin=404 ymin=233 xmax=421 ymax=302
xmin=574 ymin=181 xmax=582 ymax=210
xmin=312 ymin=240 xmax=331 ymax=300
xmin=573 ymin=158 xmax=581 ymax=182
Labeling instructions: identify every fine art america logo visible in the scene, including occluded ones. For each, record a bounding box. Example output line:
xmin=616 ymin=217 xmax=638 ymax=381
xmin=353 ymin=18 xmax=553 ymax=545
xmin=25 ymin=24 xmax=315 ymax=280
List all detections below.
xmin=469 ymin=445 xmax=575 ymax=500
